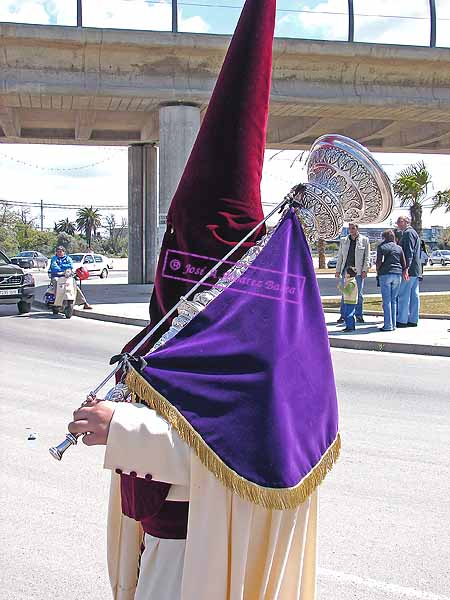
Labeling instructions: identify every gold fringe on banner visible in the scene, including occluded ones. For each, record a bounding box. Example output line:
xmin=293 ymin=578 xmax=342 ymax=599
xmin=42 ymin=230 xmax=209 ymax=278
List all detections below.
xmin=125 ymin=368 xmax=341 ymax=510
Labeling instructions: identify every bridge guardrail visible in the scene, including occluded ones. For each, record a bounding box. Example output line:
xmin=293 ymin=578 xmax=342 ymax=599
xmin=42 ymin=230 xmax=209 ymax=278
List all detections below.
xmin=0 ymin=0 xmax=448 ymax=48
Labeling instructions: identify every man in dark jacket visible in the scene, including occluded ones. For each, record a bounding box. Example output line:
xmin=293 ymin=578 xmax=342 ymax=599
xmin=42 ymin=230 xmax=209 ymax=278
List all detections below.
xmin=396 ymin=216 xmax=421 ymax=327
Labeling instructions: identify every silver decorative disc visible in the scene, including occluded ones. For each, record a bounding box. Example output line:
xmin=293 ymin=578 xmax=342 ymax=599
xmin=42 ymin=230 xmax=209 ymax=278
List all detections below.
xmin=307 ymin=134 xmax=393 ymax=226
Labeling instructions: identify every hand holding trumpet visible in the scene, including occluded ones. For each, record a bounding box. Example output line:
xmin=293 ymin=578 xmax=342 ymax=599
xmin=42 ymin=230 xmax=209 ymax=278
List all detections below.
xmin=49 ymin=365 xmax=126 ymax=460
xmin=68 ymin=395 xmax=116 ymax=446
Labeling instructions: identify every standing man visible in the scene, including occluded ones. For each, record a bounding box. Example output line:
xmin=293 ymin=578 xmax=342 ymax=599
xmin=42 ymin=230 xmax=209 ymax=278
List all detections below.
xmin=335 ymin=223 xmax=370 ymax=324
xmin=396 ymin=215 xmax=421 ymax=327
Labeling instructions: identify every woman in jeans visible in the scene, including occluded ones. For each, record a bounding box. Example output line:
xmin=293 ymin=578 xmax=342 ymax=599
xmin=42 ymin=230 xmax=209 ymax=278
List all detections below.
xmin=376 ymin=230 xmax=409 ymax=332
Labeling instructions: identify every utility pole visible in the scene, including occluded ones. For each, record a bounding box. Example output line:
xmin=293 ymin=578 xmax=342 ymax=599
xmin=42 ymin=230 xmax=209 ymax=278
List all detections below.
xmin=40 ymin=199 xmax=44 ymax=231
xmin=429 ymin=0 xmax=436 ymax=47
xmin=172 ymin=0 xmax=178 ymax=33
xmin=77 ymin=0 xmax=82 ymax=28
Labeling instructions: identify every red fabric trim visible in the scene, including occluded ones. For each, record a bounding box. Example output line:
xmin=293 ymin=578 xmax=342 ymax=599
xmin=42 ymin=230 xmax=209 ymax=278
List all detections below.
xmin=141 ymin=502 xmax=189 ymax=540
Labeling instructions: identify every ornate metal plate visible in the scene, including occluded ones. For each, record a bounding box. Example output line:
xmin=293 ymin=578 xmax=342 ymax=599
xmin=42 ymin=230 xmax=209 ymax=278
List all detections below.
xmin=307 ymin=134 xmax=393 ymax=225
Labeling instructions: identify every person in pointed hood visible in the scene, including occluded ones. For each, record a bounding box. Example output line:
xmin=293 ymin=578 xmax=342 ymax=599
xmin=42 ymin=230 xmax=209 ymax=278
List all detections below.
xmin=67 ymin=0 xmax=340 ymax=598
xmin=122 ymin=0 xmax=272 ymax=356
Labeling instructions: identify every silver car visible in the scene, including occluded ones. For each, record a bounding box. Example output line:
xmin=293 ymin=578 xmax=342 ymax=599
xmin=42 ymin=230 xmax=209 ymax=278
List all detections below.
xmin=428 ymin=250 xmax=450 ymax=266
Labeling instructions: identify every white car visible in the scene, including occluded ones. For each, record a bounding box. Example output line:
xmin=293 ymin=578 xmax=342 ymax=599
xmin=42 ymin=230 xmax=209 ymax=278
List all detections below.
xmin=428 ymin=250 xmax=450 ymax=266
xmin=68 ymin=253 xmax=112 ymax=278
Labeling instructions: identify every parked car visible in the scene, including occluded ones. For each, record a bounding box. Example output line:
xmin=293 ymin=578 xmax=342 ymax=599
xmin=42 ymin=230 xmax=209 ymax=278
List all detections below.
xmin=0 ymin=250 xmax=35 ymax=313
xmin=327 ymin=256 xmax=338 ymax=269
xmin=428 ymin=250 xmax=450 ymax=266
xmin=10 ymin=250 xmax=48 ymax=270
xmin=68 ymin=253 xmax=111 ymax=278
xmin=327 ymin=253 xmax=374 ymax=270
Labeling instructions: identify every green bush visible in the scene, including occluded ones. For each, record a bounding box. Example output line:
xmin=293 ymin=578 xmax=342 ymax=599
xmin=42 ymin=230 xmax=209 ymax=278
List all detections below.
xmin=55 ymin=232 xmax=87 ymax=254
xmin=14 ymin=223 xmax=57 ymax=255
xmin=0 ymin=227 xmax=19 ymax=256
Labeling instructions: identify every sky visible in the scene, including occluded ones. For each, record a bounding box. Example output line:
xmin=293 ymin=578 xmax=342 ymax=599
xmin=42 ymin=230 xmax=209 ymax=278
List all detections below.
xmin=0 ymin=0 xmax=450 ymax=232
xmin=1 ymin=0 xmax=449 ymax=44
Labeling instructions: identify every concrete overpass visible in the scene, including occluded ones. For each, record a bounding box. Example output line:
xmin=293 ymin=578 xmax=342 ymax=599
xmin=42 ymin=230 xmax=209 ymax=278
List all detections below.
xmin=1 ymin=23 xmax=450 ymax=282
xmin=1 ymin=24 xmax=450 ymax=153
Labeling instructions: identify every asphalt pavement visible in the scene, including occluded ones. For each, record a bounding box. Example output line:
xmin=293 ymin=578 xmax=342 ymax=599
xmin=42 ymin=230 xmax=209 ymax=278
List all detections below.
xmin=0 ymin=307 xmax=449 ymax=600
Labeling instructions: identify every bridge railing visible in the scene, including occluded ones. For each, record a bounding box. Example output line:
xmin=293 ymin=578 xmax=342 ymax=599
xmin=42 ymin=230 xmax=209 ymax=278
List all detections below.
xmin=0 ymin=0 xmax=448 ymax=48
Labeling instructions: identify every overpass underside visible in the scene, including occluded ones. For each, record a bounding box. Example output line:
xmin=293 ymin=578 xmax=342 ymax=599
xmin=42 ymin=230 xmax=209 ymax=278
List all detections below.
xmin=1 ymin=24 xmax=450 ymax=153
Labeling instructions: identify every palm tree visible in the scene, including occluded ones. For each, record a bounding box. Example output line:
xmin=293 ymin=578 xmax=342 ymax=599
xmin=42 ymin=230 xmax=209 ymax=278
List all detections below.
xmin=431 ymin=189 xmax=450 ymax=214
xmin=54 ymin=217 xmax=76 ymax=236
xmin=76 ymin=206 xmax=102 ymax=247
xmin=317 ymin=238 xmax=326 ymax=269
xmin=392 ymin=161 xmax=431 ymax=236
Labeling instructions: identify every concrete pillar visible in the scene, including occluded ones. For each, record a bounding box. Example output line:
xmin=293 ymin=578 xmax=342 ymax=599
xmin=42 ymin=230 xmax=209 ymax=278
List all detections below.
xmin=158 ymin=104 xmax=200 ymax=242
xmin=128 ymin=144 xmax=158 ymax=284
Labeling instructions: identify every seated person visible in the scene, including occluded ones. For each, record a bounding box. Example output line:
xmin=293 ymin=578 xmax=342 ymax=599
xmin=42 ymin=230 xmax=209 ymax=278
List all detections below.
xmin=48 ymin=245 xmax=73 ymax=278
xmin=48 ymin=246 xmax=92 ymax=309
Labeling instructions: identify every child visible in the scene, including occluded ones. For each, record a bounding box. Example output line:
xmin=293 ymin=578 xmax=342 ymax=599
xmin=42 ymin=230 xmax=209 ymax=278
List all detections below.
xmin=337 ymin=266 xmax=358 ymax=332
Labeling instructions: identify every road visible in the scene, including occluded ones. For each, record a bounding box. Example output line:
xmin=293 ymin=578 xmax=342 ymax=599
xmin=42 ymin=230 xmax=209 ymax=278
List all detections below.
xmin=30 ymin=269 xmax=450 ymax=297
xmin=317 ymin=272 xmax=450 ymax=296
xmin=0 ymin=306 xmax=449 ymax=600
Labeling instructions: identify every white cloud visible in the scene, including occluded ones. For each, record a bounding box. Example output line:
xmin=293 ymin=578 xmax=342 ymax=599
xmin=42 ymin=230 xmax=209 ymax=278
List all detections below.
xmin=275 ymin=0 xmax=450 ymax=46
xmin=179 ymin=14 xmax=210 ymax=34
xmin=82 ymin=0 xmax=171 ymax=30
xmin=81 ymin=0 xmax=210 ymax=33
xmin=0 ymin=0 xmax=210 ymax=32
xmin=0 ymin=0 xmax=51 ymax=24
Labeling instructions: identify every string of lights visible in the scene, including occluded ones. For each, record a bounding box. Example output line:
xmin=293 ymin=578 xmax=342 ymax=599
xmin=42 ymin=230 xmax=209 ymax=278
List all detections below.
xmin=1 ymin=200 xmax=128 ymax=210
xmin=0 ymin=150 xmax=124 ymax=172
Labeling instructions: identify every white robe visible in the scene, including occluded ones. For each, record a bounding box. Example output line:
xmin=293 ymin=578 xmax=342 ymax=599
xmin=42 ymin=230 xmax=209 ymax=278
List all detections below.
xmin=104 ymin=402 xmax=318 ymax=600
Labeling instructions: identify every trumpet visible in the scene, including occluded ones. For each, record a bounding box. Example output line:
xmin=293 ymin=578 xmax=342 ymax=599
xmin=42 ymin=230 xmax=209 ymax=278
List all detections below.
xmin=49 ymin=432 xmax=82 ymax=461
xmin=49 ymin=367 xmax=128 ymax=461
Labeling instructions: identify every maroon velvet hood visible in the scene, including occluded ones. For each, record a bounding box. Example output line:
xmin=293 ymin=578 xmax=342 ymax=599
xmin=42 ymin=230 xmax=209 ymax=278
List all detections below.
xmin=124 ymin=0 xmax=276 ymax=356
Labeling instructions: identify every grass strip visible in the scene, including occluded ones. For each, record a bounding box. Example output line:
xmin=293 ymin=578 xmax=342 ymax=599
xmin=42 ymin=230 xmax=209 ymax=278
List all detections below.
xmin=322 ymin=293 xmax=450 ymax=316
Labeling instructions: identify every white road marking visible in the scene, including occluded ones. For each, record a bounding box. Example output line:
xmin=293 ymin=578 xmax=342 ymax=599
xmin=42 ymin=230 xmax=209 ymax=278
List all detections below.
xmin=319 ymin=568 xmax=449 ymax=600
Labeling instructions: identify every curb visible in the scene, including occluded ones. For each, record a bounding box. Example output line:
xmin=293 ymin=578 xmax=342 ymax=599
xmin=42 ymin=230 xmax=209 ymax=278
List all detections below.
xmin=33 ymin=299 xmax=449 ymax=358
xmin=328 ymin=336 xmax=450 ymax=358
xmin=323 ymin=307 xmax=450 ymax=320
xmin=71 ymin=309 xmax=148 ymax=328
xmin=33 ymin=299 xmax=148 ymax=327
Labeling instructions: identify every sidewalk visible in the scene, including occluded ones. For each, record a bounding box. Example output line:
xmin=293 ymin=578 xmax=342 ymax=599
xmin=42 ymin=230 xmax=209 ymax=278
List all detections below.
xmin=33 ymin=281 xmax=450 ymax=357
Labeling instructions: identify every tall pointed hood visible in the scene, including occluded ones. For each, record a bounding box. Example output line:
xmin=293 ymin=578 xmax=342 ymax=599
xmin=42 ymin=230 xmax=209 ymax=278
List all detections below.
xmin=151 ymin=0 xmax=276 ymax=325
